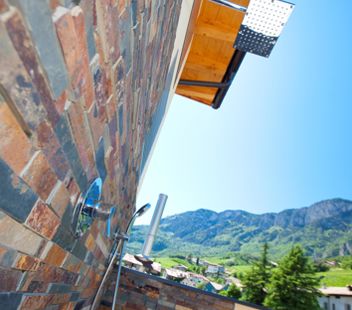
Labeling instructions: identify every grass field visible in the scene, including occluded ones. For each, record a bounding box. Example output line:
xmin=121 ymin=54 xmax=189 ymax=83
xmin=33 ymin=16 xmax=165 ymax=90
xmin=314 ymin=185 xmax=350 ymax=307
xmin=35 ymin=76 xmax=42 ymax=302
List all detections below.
xmin=228 ymin=265 xmax=252 ymax=274
xmin=317 ymin=268 xmax=352 ymax=287
xmin=154 ymin=257 xmax=192 ymax=269
xmin=155 ymin=256 xmax=252 ymax=276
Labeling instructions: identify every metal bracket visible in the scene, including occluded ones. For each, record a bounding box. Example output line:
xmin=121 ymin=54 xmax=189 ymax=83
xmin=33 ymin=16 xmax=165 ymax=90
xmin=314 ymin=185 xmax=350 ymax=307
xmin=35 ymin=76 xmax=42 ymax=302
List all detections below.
xmin=209 ymin=0 xmax=247 ymax=13
xmin=178 ymin=79 xmax=232 ymax=88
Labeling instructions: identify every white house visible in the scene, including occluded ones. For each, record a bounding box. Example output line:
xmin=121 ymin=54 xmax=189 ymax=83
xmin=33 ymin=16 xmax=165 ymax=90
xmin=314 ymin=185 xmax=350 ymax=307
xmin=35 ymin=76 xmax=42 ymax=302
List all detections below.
xmin=181 ymin=272 xmax=210 ymax=288
xmin=318 ymin=286 xmax=352 ymax=310
xmin=205 ymin=263 xmax=225 ymax=276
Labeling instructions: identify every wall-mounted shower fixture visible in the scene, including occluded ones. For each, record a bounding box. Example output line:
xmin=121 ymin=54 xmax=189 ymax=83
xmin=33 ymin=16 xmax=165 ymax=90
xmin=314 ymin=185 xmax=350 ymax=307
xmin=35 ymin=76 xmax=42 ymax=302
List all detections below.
xmin=210 ymin=0 xmax=295 ymax=58
xmin=71 ymin=177 xmax=116 ymax=238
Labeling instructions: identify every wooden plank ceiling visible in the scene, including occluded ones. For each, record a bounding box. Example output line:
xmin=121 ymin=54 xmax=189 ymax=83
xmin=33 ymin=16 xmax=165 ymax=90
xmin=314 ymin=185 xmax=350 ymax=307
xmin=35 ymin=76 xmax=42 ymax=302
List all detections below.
xmin=176 ymin=0 xmax=249 ymax=106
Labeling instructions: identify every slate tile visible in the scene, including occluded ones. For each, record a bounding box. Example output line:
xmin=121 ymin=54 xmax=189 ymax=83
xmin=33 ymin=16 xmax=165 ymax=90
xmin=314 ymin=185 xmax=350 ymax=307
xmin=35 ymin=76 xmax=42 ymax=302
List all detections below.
xmin=0 ymin=101 xmax=33 ymax=175
xmin=9 ymin=0 xmax=69 ymax=98
xmin=54 ymin=115 xmax=88 ymax=191
xmin=47 ymin=283 xmax=72 ymax=294
xmin=0 ymin=293 xmax=23 ymax=309
xmin=0 ymin=159 xmax=37 ymax=222
xmin=21 ymin=151 xmax=58 ymax=201
xmin=26 ymin=200 xmax=61 ymax=240
xmin=0 ymin=267 xmax=22 ymax=291
xmin=52 ymin=225 xmax=77 ymax=253
xmin=96 ymin=137 xmax=107 ymax=182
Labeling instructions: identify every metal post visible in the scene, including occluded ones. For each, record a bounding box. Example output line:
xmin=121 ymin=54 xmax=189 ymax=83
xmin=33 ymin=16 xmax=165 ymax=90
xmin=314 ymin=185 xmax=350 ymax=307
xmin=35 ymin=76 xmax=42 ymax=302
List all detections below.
xmin=142 ymin=194 xmax=168 ymax=257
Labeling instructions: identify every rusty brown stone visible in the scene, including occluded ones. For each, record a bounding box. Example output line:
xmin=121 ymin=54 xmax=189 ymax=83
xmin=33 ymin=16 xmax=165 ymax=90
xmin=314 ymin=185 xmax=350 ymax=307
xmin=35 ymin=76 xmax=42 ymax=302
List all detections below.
xmin=71 ymin=6 xmax=95 ymax=109
xmin=0 ymin=0 xmax=9 ymax=13
xmin=51 ymin=293 xmax=71 ymax=305
xmin=0 ymin=267 xmax=22 ymax=290
xmin=44 ymin=243 xmax=67 ymax=267
xmin=54 ymin=6 xmax=94 ymax=110
xmin=26 ymin=200 xmax=61 ymax=239
xmin=85 ymin=233 xmax=95 ymax=251
xmin=20 ymin=294 xmax=55 ymax=309
xmin=4 ymin=8 xmax=60 ymax=126
xmin=14 ymin=254 xmax=41 ymax=271
xmin=21 ymin=151 xmax=58 ymax=200
xmin=35 ymin=121 xmax=58 ymax=151
xmin=0 ymin=102 xmax=33 ymax=175
xmin=54 ymin=90 xmax=67 ymax=115
xmin=66 ymin=100 xmax=96 ymax=176
xmin=34 ymin=120 xmax=70 ymax=181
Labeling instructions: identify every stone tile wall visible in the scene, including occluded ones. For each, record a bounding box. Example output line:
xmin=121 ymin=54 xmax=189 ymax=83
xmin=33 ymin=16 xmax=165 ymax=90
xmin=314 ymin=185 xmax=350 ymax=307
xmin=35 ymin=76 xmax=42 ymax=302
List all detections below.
xmin=0 ymin=0 xmax=181 ymax=309
xmin=100 ymin=267 xmax=268 ymax=310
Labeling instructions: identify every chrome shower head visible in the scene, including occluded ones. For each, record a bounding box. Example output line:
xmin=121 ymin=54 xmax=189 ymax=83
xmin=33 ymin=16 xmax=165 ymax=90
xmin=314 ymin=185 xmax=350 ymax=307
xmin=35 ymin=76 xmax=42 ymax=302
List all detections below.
xmin=125 ymin=203 xmax=151 ymax=234
xmin=135 ymin=203 xmax=151 ymax=217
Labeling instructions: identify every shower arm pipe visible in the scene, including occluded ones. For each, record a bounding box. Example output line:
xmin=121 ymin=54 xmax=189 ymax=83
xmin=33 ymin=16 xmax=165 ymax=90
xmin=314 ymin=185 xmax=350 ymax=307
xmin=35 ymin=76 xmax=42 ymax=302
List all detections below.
xmin=111 ymin=204 xmax=151 ymax=309
xmin=90 ymin=233 xmax=127 ymax=310
xmin=111 ymin=239 xmax=127 ymax=309
xmin=90 ymin=203 xmax=151 ymax=310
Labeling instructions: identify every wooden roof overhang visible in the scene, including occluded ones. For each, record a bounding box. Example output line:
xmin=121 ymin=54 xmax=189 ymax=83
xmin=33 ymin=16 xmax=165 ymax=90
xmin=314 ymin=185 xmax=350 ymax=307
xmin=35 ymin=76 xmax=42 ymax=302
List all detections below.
xmin=175 ymin=0 xmax=249 ymax=109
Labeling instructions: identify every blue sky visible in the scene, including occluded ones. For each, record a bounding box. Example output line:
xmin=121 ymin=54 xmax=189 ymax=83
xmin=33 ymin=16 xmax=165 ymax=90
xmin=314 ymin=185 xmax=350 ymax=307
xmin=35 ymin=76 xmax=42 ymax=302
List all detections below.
xmin=135 ymin=0 xmax=352 ymax=224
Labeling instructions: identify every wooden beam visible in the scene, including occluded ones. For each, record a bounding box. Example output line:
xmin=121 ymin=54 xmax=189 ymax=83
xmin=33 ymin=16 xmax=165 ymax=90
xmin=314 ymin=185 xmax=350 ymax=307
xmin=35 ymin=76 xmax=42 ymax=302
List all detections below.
xmin=187 ymin=52 xmax=229 ymax=71
xmin=194 ymin=20 xmax=237 ymax=43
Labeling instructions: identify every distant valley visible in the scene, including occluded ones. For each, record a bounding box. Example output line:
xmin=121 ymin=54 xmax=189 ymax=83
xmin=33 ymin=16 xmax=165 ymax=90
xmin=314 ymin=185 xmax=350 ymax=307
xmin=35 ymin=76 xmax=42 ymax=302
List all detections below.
xmin=128 ymin=198 xmax=352 ymax=260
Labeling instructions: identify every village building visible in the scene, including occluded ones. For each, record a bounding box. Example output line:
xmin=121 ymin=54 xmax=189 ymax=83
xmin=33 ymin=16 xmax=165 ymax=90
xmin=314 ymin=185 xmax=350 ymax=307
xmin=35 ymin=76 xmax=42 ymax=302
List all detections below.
xmin=123 ymin=253 xmax=162 ymax=276
xmin=319 ymin=286 xmax=352 ymax=310
xmin=204 ymin=282 xmax=229 ymax=294
xmin=174 ymin=264 xmax=188 ymax=272
xmin=205 ymin=263 xmax=226 ymax=276
xmin=181 ymin=272 xmax=210 ymax=288
xmin=164 ymin=268 xmax=187 ymax=282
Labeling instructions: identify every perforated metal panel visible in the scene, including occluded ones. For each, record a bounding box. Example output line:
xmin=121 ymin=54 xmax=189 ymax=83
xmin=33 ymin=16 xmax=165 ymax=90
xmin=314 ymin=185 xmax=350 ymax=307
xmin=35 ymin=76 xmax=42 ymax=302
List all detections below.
xmin=234 ymin=0 xmax=294 ymax=57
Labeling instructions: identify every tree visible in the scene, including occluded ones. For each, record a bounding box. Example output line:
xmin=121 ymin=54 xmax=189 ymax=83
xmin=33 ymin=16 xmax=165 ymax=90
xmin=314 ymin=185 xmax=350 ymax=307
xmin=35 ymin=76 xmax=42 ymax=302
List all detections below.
xmin=313 ymin=261 xmax=330 ymax=272
xmin=210 ymin=277 xmax=225 ymax=284
xmin=186 ymin=253 xmax=193 ymax=262
xmin=241 ymin=243 xmax=271 ymax=305
xmin=264 ymin=245 xmax=321 ymax=310
xmin=341 ymin=256 xmax=352 ymax=270
xmin=220 ymin=284 xmax=242 ymax=299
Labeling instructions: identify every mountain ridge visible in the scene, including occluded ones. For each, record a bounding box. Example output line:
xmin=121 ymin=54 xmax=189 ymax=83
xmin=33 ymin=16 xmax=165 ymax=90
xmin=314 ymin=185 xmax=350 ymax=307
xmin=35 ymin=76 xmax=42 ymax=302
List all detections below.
xmin=128 ymin=198 xmax=352 ymax=259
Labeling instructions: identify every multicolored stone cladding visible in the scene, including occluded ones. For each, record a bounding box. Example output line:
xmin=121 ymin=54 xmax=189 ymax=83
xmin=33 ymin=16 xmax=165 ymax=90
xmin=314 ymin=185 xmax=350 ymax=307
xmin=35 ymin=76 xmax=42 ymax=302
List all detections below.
xmin=0 ymin=0 xmax=181 ymax=309
xmin=100 ymin=267 xmax=267 ymax=310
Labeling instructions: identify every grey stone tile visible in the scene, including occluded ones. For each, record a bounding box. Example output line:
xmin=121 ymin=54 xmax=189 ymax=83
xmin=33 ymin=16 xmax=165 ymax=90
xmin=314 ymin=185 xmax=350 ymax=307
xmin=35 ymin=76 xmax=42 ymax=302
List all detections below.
xmin=0 ymin=159 xmax=37 ymax=222
xmin=9 ymin=0 xmax=69 ymax=99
